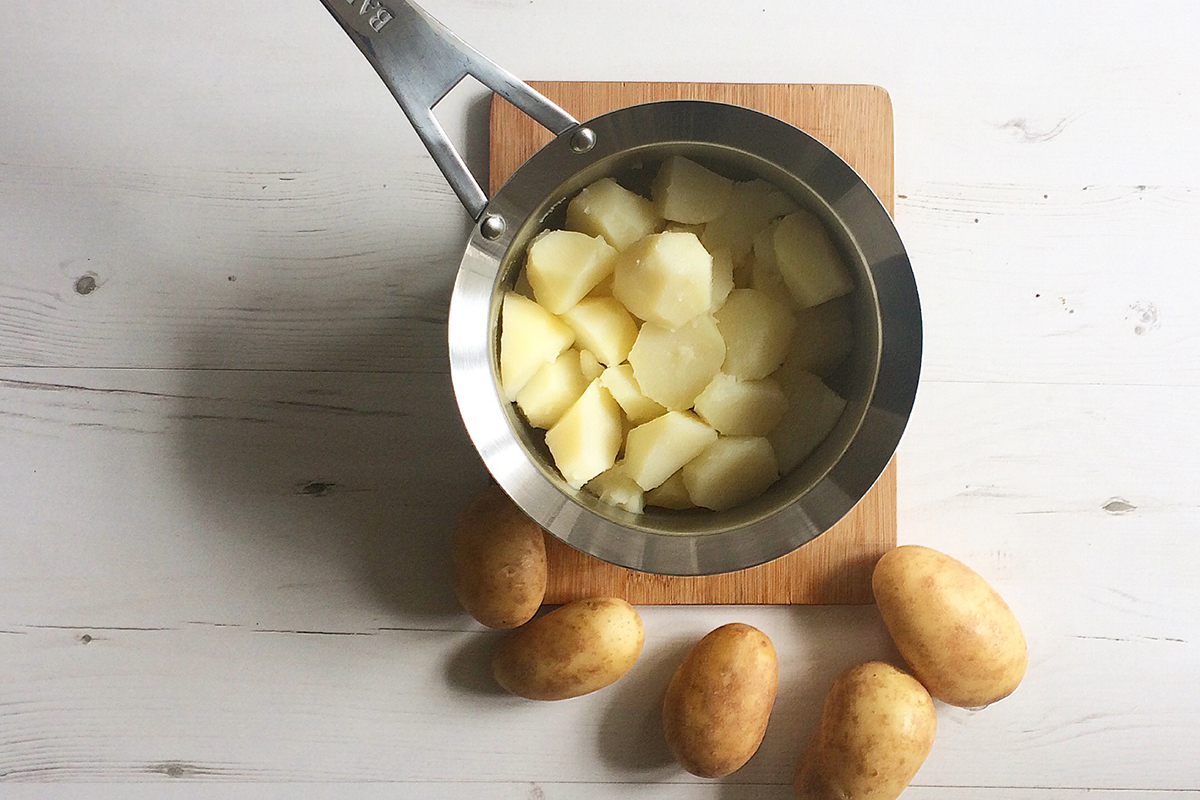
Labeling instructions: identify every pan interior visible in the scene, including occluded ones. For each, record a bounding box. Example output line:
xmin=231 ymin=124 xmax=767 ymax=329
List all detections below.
xmin=488 ymin=143 xmax=882 ymax=536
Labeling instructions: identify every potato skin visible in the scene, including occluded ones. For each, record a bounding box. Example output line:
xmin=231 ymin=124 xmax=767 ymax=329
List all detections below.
xmin=492 ymin=597 xmax=644 ymax=700
xmin=794 ymin=661 xmax=935 ymax=800
xmin=451 ymin=485 xmax=547 ymax=629
xmin=873 ymin=545 xmax=1027 ymax=707
xmin=662 ymin=623 xmax=779 ymax=778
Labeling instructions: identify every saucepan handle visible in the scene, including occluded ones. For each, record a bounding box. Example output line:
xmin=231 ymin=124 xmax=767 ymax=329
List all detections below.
xmin=319 ymin=0 xmax=579 ymax=220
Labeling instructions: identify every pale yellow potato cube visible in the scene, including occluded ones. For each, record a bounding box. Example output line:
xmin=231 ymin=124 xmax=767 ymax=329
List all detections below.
xmin=578 ymin=349 xmax=604 ymax=381
xmin=566 ymin=178 xmax=662 ymax=251
xmin=585 ymin=463 xmax=645 ymax=514
xmin=749 ymin=222 xmax=793 ymax=305
xmin=545 ymin=379 xmax=623 ymax=488
xmin=600 ymin=363 xmax=666 ymax=425
xmin=769 ymin=369 xmax=847 ymax=474
xmin=692 ymin=373 xmax=787 ymax=436
xmin=774 ymin=210 xmax=854 ymax=308
xmin=681 ymin=436 xmax=779 ymax=511
xmin=710 ymin=248 xmax=735 ymax=311
xmin=789 ymin=296 xmax=855 ymax=376
xmin=558 ymin=297 xmax=638 ymax=366
xmin=500 ymin=292 xmax=576 ymax=400
xmin=515 ymin=349 xmax=589 ymax=429
xmin=613 ymin=232 xmax=713 ymax=330
xmin=623 ymin=411 xmax=718 ymax=491
xmin=714 ymin=289 xmax=797 ymax=381
xmin=644 ymin=470 xmax=695 ymax=510
xmin=525 ymin=230 xmax=617 ymax=314
xmin=628 ymin=315 xmax=726 ymax=410
xmin=651 ymin=156 xmax=734 ymax=224
xmin=702 ymin=178 xmax=799 ymax=263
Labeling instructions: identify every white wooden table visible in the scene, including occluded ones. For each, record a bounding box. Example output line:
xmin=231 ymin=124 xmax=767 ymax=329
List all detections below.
xmin=3 ymin=2 xmax=1198 ymax=797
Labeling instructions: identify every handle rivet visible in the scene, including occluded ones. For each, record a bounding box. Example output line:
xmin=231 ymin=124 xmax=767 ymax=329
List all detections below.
xmin=481 ymin=214 xmax=506 ymax=240
xmin=570 ymin=127 xmax=597 ymax=154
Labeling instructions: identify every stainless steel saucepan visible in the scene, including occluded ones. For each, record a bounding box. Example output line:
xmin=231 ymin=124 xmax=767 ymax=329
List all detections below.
xmin=320 ymin=0 xmax=922 ymax=576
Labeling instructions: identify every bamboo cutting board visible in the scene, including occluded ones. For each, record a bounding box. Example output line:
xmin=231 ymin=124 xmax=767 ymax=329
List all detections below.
xmin=491 ymin=82 xmax=896 ymax=604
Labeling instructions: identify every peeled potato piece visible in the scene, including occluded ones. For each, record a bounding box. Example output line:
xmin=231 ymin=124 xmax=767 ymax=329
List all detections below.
xmin=567 ymin=178 xmax=662 ymax=251
xmin=770 ymin=369 xmax=847 ymax=474
xmin=665 ymin=222 xmax=706 ymax=237
xmin=623 ymin=411 xmax=718 ymax=491
xmin=500 ymin=292 xmax=576 ymax=400
xmin=715 ymin=289 xmax=796 ymax=381
xmin=789 ymin=297 xmax=855 ymax=376
xmin=749 ymin=222 xmax=794 ymax=306
xmin=710 ymin=248 xmax=735 ymax=311
xmin=614 ymin=232 xmax=714 ymax=330
xmin=682 ymin=436 xmax=779 ymax=511
xmin=545 ymin=379 xmax=623 ymax=488
xmin=693 ymin=373 xmax=787 ymax=436
xmin=515 ymin=349 xmax=589 ymax=429
xmin=644 ymin=470 xmax=695 ymax=510
xmin=702 ymin=178 xmax=799 ymax=264
xmin=526 ymin=230 xmax=617 ymax=314
xmin=600 ymin=363 xmax=666 ymax=425
xmin=578 ymin=349 xmax=604 ymax=381
xmin=585 ymin=464 xmax=645 ymax=514
xmin=774 ymin=210 xmax=854 ymax=308
xmin=629 ymin=315 xmax=727 ymax=411
xmin=559 ymin=297 xmax=639 ymax=366
xmin=652 ymin=156 xmax=734 ymax=224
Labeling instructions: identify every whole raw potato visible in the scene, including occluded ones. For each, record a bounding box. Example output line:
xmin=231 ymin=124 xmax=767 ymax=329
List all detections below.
xmin=794 ymin=661 xmax=935 ymax=800
xmin=492 ymin=597 xmax=644 ymax=700
xmin=451 ymin=485 xmax=547 ymax=629
xmin=873 ymin=545 xmax=1027 ymax=707
xmin=662 ymin=623 xmax=778 ymax=778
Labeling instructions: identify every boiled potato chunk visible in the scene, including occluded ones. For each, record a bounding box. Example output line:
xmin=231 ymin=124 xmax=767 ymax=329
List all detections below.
xmin=499 ymin=292 xmax=576 ymax=400
xmin=567 ymin=178 xmax=662 ymax=251
xmin=452 ymin=485 xmax=546 ymax=629
xmin=789 ymin=297 xmax=854 ymax=376
xmin=710 ymin=248 xmax=735 ymax=311
xmin=681 ymin=436 xmax=779 ymax=511
xmin=651 ymin=155 xmax=734 ymax=224
xmin=526 ymin=230 xmax=617 ymax=314
xmin=629 ymin=315 xmax=726 ymax=410
xmin=559 ymin=297 xmax=638 ymax=366
xmin=794 ymin=661 xmax=936 ymax=800
xmin=715 ymin=289 xmax=797 ymax=381
xmin=623 ymin=411 xmax=717 ymax=491
xmin=600 ymin=363 xmax=666 ymax=425
xmin=493 ymin=597 xmax=644 ymax=701
xmin=578 ymin=349 xmax=604 ymax=381
xmin=749 ymin=222 xmax=793 ymax=305
xmin=662 ymin=623 xmax=778 ymax=778
xmin=544 ymin=379 xmax=623 ymax=488
xmin=873 ymin=545 xmax=1027 ymax=708
xmin=769 ymin=369 xmax=846 ymax=474
xmin=702 ymin=178 xmax=799 ymax=263
xmin=515 ymin=348 xmax=589 ymax=429
xmin=692 ymin=373 xmax=786 ymax=436
xmin=644 ymin=470 xmax=695 ymax=510
xmin=613 ymin=232 xmax=714 ymax=330
xmin=585 ymin=463 xmax=645 ymax=514
xmin=774 ymin=210 xmax=854 ymax=308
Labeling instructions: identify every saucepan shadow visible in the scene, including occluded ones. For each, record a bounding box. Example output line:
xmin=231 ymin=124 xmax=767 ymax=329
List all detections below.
xmin=172 ymin=93 xmax=496 ymax=630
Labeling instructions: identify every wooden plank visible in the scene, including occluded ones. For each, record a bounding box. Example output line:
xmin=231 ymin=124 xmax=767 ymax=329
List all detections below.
xmin=491 ymin=82 xmax=895 ymax=604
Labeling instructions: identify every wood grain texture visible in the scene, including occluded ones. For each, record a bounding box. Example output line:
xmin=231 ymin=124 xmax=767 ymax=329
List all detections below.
xmin=491 ymin=82 xmax=895 ymax=604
